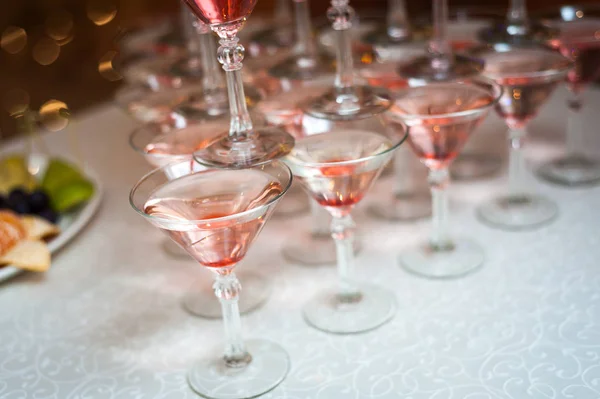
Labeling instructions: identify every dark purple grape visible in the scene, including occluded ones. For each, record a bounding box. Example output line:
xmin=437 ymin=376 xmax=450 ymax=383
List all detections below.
xmin=11 ymin=201 xmax=31 ymax=215
xmin=28 ymin=190 xmax=50 ymax=213
xmin=0 ymin=196 xmax=8 ymax=209
xmin=8 ymin=188 xmax=27 ymax=205
xmin=38 ymin=208 xmax=59 ymax=224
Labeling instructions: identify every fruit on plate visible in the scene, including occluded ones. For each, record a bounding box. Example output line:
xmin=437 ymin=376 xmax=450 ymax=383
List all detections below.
xmin=41 ymin=159 xmax=95 ymax=213
xmin=0 ymin=155 xmax=95 ymax=220
xmin=0 ymin=210 xmax=59 ymax=272
xmin=0 ymin=156 xmax=36 ymax=194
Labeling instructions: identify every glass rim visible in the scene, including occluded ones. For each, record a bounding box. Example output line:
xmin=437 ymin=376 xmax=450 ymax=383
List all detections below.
xmin=469 ymin=44 xmax=574 ymax=80
xmin=129 ymin=159 xmax=293 ymax=227
xmin=283 ymin=128 xmax=408 ymax=169
xmin=386 ymin=77 xmax=503 ymax=122
xmin=128 ymin=124 xmax=178 ymax=161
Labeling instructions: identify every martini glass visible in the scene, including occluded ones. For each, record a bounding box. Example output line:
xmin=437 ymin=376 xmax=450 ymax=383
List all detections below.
xmin=536 ymin=5 xmax=600 ymax=186
xmin=360 ymin=44 xmax=434 ymax=222
xmin=183 ymin=0 xmax=295 ymax=168
xmin=258 ymin=86 xmax=360 ymax=265
xmin=120 ymin=53 xmax=197 ymax=92
xmin=267 ymin=0 xmax=335 ymax=84
xmin=130 ymin=160 xmax=291 ymax=399
xmin=430 ymin=6 xmax=506 ymax=181
xmin=129 ymin=124 xmax=273 ymax=319
xmin=283 ymin=115 xmax=407 ymax=334
xmin=114 ymin=83 xmax=196 ymax=128
xmin=389 ymin=79 xmax=501 ymax=279
xmin=120 ymin=8 xmax=204 ymax=91
xmin=279 ymin=0 xmax=407 ymax=334
xmin=397 ymin=0 xmax=484 ymax=86
xmin=472 ymin=45 xmax=572 ymax=230
xmin=119 ymin=16 xmax=185 ymax=58
xmin=247 ymin=0 xmax=294 ymax=58
xmin=361 ymin=0 xmax=412 ymax=47
xmin=478 ymin=0 xmax=556 ymax=45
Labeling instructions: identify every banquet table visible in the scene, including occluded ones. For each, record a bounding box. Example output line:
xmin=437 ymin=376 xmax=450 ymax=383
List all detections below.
xmin=1 ymin=86 xmax=600 ymax=399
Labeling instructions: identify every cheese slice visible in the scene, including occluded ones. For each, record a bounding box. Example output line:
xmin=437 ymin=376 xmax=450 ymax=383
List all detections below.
xmin=22 ymin=216 xmax=60 ymax=241
xmin=0 ymin=240 xmax=51 ymax=272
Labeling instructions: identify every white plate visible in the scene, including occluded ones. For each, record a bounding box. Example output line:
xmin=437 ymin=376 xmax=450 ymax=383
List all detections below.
xmin=0 ymin=154 xmax=103 ymax=282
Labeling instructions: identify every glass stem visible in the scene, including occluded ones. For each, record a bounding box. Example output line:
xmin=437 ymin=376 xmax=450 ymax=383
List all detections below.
xmin=310 ymin=198 xmax=331 ymax=237
xmin=387 ymin=0 xmax=411 ymax=41
xmin=294 ymin=0 xmax=318 ymax=58
xmin=393 ymin=147 xmax=413 ymax=195
xmin=508 ymin=127 xmax=527 ymax=198
xmin=331 ymin=213 xmax=361 ymax=301
xmin=213 ymin=272 xmax=251 ymax=368
xmin=507 ymin=0 xmax=529 ymax=31
xmin=194 ymin=20 xmax=227 ymax=110
xmin=329 ymin=0 xmax=356 ymax=92
xmin=566 ymin=92 xmax=584 ymax=157
xmin=428 ymin=168 xmax=452 ymax=251
xmin=275 ymin=0 xmax=293 ymax=32
xmin=430 ymin=0 xmax=451 ymax=69
xmin=180 ymin=7 xmax=198 ymax=54
xmin=215 ymin=27 xmax=254 ymax=142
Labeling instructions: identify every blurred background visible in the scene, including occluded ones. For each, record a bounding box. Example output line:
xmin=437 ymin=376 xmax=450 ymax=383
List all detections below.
xmin=0 ymin=0 xmax=594 ymax=140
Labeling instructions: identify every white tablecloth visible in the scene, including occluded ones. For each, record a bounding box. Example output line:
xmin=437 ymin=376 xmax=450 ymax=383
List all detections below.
xmin=1 ymin=86 xmax=600 ymax=398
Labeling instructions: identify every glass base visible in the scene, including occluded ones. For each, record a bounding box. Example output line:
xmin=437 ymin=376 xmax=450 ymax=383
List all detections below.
xmin=450 ymin=153 xmax=502 ymax=181
xmin=537 ymin=155 xmax=600 ymax=187
xmin=169 ymin=56 xmax=204 ymax=81
xmin=303 ymin=285 xmax=396 ymax=334
xmin=304 ymin=85 xmax=391 ymax=121
xmin=273 ymin=184 xmax=309 ymax=218
xmin=173 ymin=85 xmax=265 ymax=125
xmin=182 ymin=271 xmax=271 ymax=319
xmin=163 ymin=239 xmax=190 ymax=259
xmin=398 ymin=54 xmax=483 ymax=85
xmin=268 ymin=53 xmax=334 ymax=82
xmin=367 ymin=192 xmax=431 ymax=221
xmin=361 ymin=26 xmax=412 ymax=46
xmin=400 ymin=238 xmax=484 ymax=279
xmin=477 ymin=194 xmax=558 ymax=230
xmin=248 ymin=27 xmax=295 ymax=57
xmin=282 ymin=232 xmax=362 ymax=266
xmin=193 ymin=126 xmax=295 ymax=168
xmin=188 ymin=339 xmax=290 ymax=399
xmin=478 ymin=22 xmax=556 ymax=45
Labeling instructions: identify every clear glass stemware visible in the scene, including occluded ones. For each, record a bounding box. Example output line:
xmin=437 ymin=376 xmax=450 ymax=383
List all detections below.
xmin=130 ymin=160 xmax=292 ymax=399
xmin=472 ymin=45 xmax=572 ymax=230
xmin=183 ymin=0 xmax=295 ymax=168
xmin=389 ymin=80 xmax=502 ymax=278
xmin=537 ymin=5 xmax=600 ymax=186
xmin=397 ymin=0 xmax=483 ymax=85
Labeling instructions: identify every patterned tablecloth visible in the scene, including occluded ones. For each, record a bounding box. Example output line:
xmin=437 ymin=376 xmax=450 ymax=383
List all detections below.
xmin=1 ymin=87 xmax=600 ymax=399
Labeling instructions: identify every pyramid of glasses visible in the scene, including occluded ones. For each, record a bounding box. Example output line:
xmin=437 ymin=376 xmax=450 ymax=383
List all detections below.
xmin=118 ymin=0 xmax=583 ymax=397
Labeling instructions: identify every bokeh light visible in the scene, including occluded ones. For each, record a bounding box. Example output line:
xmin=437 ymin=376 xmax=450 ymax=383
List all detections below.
xmin=39 ymin=100 xmax=70 ymax=131
xmin=87 ymin=0 xmax=118 ymax=26
xmin=32 ymin=36 xmax=61 ymax=65
xmin=98 ymin=50 xmax=122 ymax=81
xmin=45 ymin=10 xmax=74 ymax=41
xmin=1 ymin=26 xmax=27 ymax=54
xmin=2 ymin=89 xmax=30 ymax=117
